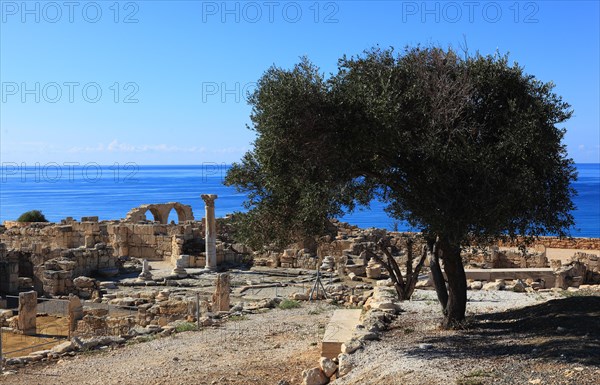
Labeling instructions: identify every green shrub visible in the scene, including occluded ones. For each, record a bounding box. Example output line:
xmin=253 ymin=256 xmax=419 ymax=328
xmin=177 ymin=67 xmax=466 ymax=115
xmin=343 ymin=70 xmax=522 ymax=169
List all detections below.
xmin=175 ymin=322 xmax=198 ymax=332
xmin=278 ymin=299 xmax=301 ymax=310
xmin=17 ymin=210 xmax=48 ymax=222
xmin=456 ymin=369 xmax=496 ymax=385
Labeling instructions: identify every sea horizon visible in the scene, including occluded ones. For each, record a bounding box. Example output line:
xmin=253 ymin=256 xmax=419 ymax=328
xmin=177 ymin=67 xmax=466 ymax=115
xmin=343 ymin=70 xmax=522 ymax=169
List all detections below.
xmin=1 ymin=163 xmax=599 ymax=238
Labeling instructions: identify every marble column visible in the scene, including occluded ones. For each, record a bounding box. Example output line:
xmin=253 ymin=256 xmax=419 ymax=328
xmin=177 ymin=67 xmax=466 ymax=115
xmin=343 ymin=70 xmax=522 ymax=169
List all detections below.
xmin=201 ymin=194 xmax=218 ymax=270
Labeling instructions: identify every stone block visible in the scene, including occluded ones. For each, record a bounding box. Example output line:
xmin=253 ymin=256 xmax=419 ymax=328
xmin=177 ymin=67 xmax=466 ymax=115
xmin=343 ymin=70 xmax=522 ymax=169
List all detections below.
xmin=337 ymin=353 xmax=353 ymax=377
xmin=18 ymin=291 xmax=37 ymax=335
xmin=302 ymin=367 xmax=329 ymax=385
xmin=319 ymin=357 xmax=337 ymax=377
xmin=212 ymin=273 xmax=230 ymax=312
xmin=322 ymin=309 xmax=362 ymax=359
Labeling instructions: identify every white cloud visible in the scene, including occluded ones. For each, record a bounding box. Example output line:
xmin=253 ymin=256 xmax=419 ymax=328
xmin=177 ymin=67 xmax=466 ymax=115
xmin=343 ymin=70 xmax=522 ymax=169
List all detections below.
xmin=69 ymin=140 xmax=208 ymax=154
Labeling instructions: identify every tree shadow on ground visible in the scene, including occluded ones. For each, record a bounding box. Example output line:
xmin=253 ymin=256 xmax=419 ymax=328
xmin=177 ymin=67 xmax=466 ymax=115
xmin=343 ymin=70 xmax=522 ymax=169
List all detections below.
xmin=405 ymin=296 xmax=600 ymax=366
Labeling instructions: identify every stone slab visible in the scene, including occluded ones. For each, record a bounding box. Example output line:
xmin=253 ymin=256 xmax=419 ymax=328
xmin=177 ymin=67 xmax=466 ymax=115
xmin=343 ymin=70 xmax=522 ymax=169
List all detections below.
xmin=321 ymin=309 xmax=362 ymax=359
xmin=463 ymin=268 xmax=556 ymax=287
xmin=546 ymin=248 xmax=600 ymax=263
xmin=429 ymin=268 xmax=557 ymax=287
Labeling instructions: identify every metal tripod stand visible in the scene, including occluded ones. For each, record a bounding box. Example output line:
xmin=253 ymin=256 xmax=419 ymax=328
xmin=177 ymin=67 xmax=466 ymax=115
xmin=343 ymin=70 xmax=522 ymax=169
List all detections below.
xmin=308 ymin=264 xmax=328 ymax=301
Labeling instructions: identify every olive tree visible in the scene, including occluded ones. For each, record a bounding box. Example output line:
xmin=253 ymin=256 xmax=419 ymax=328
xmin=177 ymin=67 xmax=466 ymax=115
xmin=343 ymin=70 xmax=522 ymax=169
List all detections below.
xmin=225 ymin=46 xmax=576 ymax=327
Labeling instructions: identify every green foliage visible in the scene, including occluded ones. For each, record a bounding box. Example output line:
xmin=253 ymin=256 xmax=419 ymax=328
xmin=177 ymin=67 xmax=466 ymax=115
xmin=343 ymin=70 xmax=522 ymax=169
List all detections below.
xmin=559 ymin=289 xmax=598 ymax=298
xmin=456 ymin=369 xmax=497 ymax=384
xmin=174 ymin=322 xmax=198 ymax=332
xmin=307 ymin=306 xmax=327 ymax=315
xmin=278 ymin=299 xmax=301 ymax=310
xmin=225 ymin=46 xmax=576 ymax=251
xmin=16 ymin=210 xmax=48 ymax=223
xmin=17 ymin=210 xmax=48 ymax=222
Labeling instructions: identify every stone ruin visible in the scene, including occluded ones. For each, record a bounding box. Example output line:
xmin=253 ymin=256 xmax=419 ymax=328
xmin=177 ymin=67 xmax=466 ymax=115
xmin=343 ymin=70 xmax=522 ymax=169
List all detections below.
xmin=253 ymin=220 xmax=600 ymax=291
xmin=2 ymin=198 xmax=599 ymax=300
xmin=124 ymin=202 xmax=194 ymax=224
xmin=0 ymin=196 xmax=245 ymax=298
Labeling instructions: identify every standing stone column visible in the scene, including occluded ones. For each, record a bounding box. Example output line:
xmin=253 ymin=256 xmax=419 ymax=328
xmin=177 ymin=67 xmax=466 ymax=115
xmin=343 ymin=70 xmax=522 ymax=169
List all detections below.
xmin=201 ymin=194 xmax=218 ymax=270
xmin=138 ymin=259 xmax=153 ymax=281
xmin=18 ymin=291 xmax=37 ymax=335
xmin=68 ymin=294 xmax=83 ymax=333
xmin=212 ymin=273 xmax=230 ymax=312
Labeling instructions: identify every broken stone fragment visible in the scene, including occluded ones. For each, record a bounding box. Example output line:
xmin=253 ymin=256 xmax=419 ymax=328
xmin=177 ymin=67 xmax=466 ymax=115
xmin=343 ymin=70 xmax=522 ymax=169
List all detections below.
xmin=341 ymin=339 xmax=362 ymax=354
xmin=513 ymin=279 xmax=527 ymax=292
xmin=319 ymin=357 xmax=338 ymax=378
xmin=482 ymin=279 xmax=505 ymax=291
xmin=301 ymin=367 xmax=329 ymax=385
xmin=337 ymin=353 xmax=354 ymax=377
xmin=51 ymin=341 xmax=75 ymax=354
xmin=73 ymin=276 xmax=96 ymax=288
xmin=292 ymin=292 xmax=309 ymax=301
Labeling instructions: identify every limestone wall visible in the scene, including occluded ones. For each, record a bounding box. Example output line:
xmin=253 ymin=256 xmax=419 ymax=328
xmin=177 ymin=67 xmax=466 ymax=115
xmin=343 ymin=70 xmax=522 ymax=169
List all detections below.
xmin=0 ymin=243 xmax=19 ymax=293
xmin=258 ymin=221 xmax=599 ymax=275
xmin=499 ymin=236 xmax=600 ymax=250
xmin=571 ymin=252 xmax=600 ymax=283
xmin=464 ymin=247 xmax=548 ymax=268
xmin=0 ymin=220 xmax=106 ymax=250
xmin=0 ymin=214 xmax=205 ymax=295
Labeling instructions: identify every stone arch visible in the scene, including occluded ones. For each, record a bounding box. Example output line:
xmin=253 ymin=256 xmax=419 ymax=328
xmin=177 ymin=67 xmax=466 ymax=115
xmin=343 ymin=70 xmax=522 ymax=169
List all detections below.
xmin=171 ymin=202 xmax=194 ymax=224
xmin=146 ymin=206 xmax=164 ymax=223
xmin=125 ymin=203 xmax=194 ymax=224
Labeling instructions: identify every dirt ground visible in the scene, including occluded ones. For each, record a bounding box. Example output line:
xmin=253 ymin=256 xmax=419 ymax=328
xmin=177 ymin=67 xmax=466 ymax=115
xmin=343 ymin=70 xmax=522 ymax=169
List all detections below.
xmin=2 ymin=303 xmax=335 ymax=385
xmin=2 ymin=316 xmax=69 ymax=358
xmin=2 ymin=291 xmax=600 ymax=385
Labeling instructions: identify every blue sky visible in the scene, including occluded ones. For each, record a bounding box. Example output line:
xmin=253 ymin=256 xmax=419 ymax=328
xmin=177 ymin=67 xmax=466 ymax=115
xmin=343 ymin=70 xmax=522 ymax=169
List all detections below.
xmin=1 ymin=0 xmax=599 ymax=165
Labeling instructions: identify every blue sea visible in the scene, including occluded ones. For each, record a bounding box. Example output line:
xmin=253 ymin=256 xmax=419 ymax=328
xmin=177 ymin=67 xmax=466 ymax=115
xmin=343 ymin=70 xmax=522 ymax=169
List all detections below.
xmin=1 ymin=163 xmax=599 ymax=237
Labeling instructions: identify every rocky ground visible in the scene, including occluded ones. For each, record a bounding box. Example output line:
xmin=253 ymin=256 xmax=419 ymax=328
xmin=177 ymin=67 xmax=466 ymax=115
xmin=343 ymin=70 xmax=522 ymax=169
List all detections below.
xmin=336 ymin=290 xmax=600 ymax=385
xmin=2 ymin=290 xmax=599 ymax=385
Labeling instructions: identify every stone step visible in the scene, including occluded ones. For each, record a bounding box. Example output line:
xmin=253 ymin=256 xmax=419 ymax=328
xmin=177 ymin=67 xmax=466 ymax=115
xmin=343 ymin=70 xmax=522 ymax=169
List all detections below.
xmin=321 ymin=309 xmax=362 ymax=359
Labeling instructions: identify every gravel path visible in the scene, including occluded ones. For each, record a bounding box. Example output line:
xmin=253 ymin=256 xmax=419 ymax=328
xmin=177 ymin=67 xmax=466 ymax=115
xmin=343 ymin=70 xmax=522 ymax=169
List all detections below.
xmin=3 ymin=290 xmax=599 ymax=385
xmin=2 ymin=303 xmax=337 ymax=385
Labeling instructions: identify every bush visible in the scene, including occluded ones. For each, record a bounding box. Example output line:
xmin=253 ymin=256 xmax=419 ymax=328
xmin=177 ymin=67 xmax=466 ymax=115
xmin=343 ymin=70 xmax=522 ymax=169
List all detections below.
xmin=174 ymin=322 xmax=198 ymax=332
xmin=17 ymin=210 xmax=48 ymax=222
xmin=278 ymin=299 xmax=301 ymax=310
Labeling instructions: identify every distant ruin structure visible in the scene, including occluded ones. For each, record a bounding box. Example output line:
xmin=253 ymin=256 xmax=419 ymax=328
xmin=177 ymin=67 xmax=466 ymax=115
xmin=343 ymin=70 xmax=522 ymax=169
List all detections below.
xmin=124 ymin=202 xmax=194 ymax=224
xmin=0 ymin=199 xmax=244 ymax=297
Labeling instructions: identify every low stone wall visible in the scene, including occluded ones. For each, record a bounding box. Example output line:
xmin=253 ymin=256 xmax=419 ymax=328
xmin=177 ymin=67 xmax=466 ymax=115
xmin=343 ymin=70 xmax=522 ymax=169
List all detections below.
xmin=0 ymin=215 xmax=207 ymax=295
xmin=571 ymin=252 xmax=600 ymax=283
xmin=107 ymin=223 xmax=202 ymax=261
xmin=465 ymin=247 xmax=549 ymax=269
xmin=499 ymin=236 xmax=600 ymax=250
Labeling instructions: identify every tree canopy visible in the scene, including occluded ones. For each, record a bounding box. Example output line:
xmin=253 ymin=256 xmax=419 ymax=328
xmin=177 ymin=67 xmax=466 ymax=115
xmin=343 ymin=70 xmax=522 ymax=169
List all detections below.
xmin=17 ymin=210 xmax=48 ymax=223
xmin=225 ymin=46 xmax=576 ymax=326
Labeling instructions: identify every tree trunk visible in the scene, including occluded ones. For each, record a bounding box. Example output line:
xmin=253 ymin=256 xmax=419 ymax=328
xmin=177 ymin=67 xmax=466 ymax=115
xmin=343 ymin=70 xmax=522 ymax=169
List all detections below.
xmin=429 ymin=241 xmax=448 ymax=313
xmin=404 ymin=245 xmax=428 ymax=300
xmin=440 ymin=243 xmax=467 ymax=328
